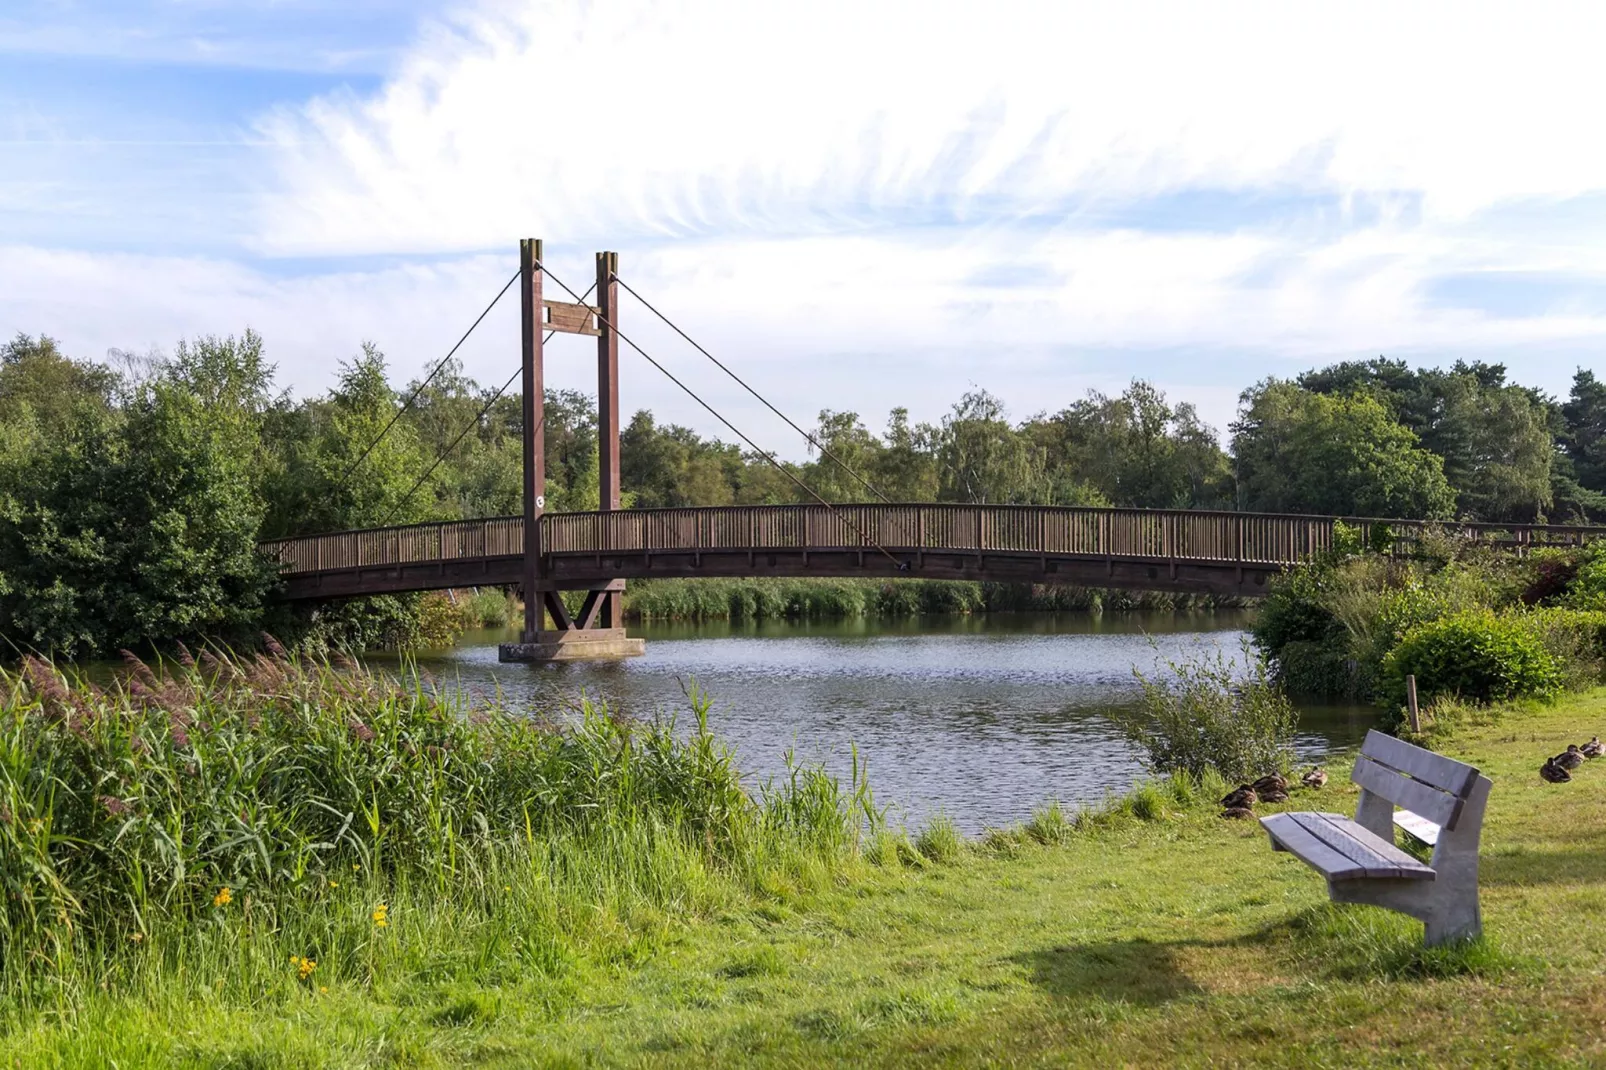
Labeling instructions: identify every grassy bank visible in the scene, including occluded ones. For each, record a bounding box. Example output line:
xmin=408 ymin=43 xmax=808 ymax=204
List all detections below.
xmin=5 ymin=678 xmax=1604 ymax=1065
xmin=0 ymin=650 xmax=862 ymax=1025
xmin=618 ymin=576 xmax=1244 ymax=622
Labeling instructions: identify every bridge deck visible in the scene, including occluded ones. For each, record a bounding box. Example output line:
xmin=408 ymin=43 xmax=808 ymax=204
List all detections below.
xmin=259 ymin=504 xmax=1606 ymax=601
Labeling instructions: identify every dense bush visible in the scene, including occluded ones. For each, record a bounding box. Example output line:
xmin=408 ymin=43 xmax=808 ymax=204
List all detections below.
xmin=1109 ymin=644 xmax=1297 ymax=782
xmin=1383 ymin=609 xmax=1562 ymax=705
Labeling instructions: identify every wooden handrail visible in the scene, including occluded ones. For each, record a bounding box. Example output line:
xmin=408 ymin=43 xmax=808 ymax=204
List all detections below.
xmin=256 ymin=505 xmax=1606 ymax=578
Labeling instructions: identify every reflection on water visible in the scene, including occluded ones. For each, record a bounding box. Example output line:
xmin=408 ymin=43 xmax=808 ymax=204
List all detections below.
xmin=377 ymin=612 xmax=1376 ymax=832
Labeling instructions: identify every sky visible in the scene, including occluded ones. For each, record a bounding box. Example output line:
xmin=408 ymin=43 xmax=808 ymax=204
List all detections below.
xmin=5 ymin=0 xmax=1606 ymax=457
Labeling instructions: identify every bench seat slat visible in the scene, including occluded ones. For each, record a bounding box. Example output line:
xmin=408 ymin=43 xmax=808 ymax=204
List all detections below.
xmin=1352 ymin=754 xmax=1465 ymax=829
xmin=1360 ymin=730 xmax=1479 ymax=798
xmin=1393 ymin=809 xmax=1441 ymax=846
xmin=1261 ymin=812 xmax=1435 ymax=881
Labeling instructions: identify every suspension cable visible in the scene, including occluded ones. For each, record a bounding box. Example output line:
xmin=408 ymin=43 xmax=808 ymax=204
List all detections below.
xmin=337 ymin=268 xmax=519 ymax=488
xmin=610 ymin=272 xmax=894 ymax=505
xmin=537 ymin=260 xmax=905 ymax=567
xmin=377 ymin=283 xmax=595 ymax=527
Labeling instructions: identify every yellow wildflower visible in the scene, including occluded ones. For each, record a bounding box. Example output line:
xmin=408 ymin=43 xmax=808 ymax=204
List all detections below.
xmin=129 ymin=932 xmax=144 ymax=944
xmin=319 ymin=986 xmax=328 ymax=994
xmin=213 ymin=887 xmax=233 ymax=907
xmin=371 ymin=902 xmax=389 ymax=928
xmin=329 ymin=880 xmax=339 ymax=889
xmin=290 ymin=955 xmax=317 ymax=981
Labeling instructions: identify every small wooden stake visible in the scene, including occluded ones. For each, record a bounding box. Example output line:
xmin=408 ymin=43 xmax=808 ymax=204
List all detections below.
xmin=1405 ymin=674 xmax=1421 ymax=733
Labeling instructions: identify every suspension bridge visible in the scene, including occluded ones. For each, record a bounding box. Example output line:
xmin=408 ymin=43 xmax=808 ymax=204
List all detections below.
xmin=259 ymin=239 xmax=1606 ymax=661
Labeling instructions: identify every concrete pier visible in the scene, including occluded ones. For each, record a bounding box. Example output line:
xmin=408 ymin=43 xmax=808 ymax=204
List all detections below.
xmin=498 ymin=628 xmax=646 ymax=663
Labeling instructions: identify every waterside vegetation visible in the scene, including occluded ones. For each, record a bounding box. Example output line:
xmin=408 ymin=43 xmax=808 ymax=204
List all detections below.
xmin=1254 ymin=524 xmax=1606 ymax=719
xmin=0 ymin=648 xmax=864 ymax=1014
xmin=3 ymin=665 xmax=1603 ymax=1065
xmin=7 ymin=328 xmax=1606 ymax=657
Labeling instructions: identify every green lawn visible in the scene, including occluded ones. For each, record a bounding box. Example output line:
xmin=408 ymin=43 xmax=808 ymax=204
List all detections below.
xmin=10 ymin=694 xmax=1606 ymax=1068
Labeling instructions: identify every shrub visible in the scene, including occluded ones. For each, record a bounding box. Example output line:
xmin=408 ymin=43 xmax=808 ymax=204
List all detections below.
xmin=465 ymin=587 xmax=512 ymax=628
xmin=1108 ymin=643 xmax=1297 ymax=782
xmin=1383 ymin=609 xmax=1562 ymax=705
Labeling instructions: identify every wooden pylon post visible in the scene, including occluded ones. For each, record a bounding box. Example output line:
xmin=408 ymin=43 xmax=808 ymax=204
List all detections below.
xmin=520 ymin=237 xmax=546 ymax=641
xmin=596 ymin=250 xmax=623 ymax=628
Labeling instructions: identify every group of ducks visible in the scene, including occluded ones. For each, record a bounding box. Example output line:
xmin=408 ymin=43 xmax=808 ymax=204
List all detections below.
xmin=1540 ymin=736 xmax=1604 ymax=783
xmin=1219 ymin=767 xmax=1328 ymax=819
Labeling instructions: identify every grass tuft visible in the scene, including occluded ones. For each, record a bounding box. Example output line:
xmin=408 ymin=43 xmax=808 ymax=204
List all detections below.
xmin=914 ymin=816 xmax=964 ymax=863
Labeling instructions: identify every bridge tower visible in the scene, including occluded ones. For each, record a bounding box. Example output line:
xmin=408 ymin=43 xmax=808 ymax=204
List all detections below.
xmin=499 ymin=240 xmax=645 ymax=663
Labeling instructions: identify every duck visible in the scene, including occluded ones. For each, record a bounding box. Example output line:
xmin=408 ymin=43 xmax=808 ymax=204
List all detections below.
xmin=1541 ymin=757 xmax=1572 ymax=784
xmin=1258 ymin=789 xmax=1290 ymax=805
xmin=1581 ymin=736 xmax=1604 ymax=759
xmin=1220 ymin=785 xmax=1258 ymax=810
xmin=1251 ymin=773 xmax=1289 ymax=796
xmin=1301 ymin=767 xmax=1329 ymax=789
xmin=1555 ymin=744 xmax=1585 ymax=771
xmin=1220 ymin=806 xmax=1256 ymax=820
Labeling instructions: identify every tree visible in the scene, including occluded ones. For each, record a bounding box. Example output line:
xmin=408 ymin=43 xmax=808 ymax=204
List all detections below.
xmin=935 ymin=389 xmax=1041 ymax=503
xmin=1029 ymin=380 xmax=1232 ymax=509
xmin=0 ymin=349 xmax=276 ymax=657
xmin=1299 ymin=358 xmax=1552 ymax=521
xmin=1562 ymin=369 xmax=1606 ymax=494
xmin=1232 ymin=381 xmax=1455 ymax=519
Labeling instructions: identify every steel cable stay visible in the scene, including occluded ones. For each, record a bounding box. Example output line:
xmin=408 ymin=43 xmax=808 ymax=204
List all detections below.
xmin=536 ymin=260 xmax=907 ymax=569
xmin=378 ymin=283 xmax=596 ymax=528
xmin=610 ymin=270 xmax=932 ymax=554
xmin=609 ymin=272 xmax=896 ymax=506
xmin=336 ymin=268 xmax=521 ymax=490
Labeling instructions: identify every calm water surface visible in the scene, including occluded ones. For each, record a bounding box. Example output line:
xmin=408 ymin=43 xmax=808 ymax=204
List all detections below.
xmin=385 ymin=612 xmax=1375 ymax=832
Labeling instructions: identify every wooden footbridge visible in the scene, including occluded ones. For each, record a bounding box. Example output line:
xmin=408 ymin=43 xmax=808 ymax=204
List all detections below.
xmin=262 ymin=506 xmax=1601 ymax=601
xmin=262 ymin=239 xmax=1606 ymax=661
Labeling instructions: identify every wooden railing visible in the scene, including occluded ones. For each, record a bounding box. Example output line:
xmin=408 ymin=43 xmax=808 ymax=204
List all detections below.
xmin=258 ymin=505 xmax=1606 ymax=578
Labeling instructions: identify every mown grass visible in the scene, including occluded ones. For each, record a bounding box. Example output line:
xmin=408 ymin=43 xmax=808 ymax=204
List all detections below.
xmin=4 ymin=682 xmax=1605 ymax=1066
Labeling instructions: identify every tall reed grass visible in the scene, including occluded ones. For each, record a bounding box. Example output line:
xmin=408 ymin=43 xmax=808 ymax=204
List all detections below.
xmin=622 ymin=578 xmax=1242 ymax=622
xmin=0 ymin=646 xmax=865 ymax=1012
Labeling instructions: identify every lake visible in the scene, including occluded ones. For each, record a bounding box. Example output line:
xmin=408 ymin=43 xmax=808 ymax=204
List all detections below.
xmin=385 ymin=612 xmax=1376 ymax=832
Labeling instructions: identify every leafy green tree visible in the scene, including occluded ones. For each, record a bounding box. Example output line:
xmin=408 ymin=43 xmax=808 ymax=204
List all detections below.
xmin=1562 ymin=369 xmax=1606 ymax=494
xmin=935 ymin=390 xmax=1041 ymax=503
xmin=263 ymin=343 xmax=431 ymax=537
xmin=1029 ymin=380 xmax=1232 ymax=508
xmin=0 ymin=353 xmax=276 ymax=657
xmin=1232 ymin=381 xmax=1455 ymax=519
xmin=1299 ymin=358 xmax=1552 ymax=521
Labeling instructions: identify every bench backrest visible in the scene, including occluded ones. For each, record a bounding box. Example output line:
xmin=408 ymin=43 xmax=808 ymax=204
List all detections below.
xmin=1352 ymin=730 xmax=1481 ymax=831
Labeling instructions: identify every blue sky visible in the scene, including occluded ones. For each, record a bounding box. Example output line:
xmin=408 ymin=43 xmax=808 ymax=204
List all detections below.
xmin=4 ymin=0 xmax=1606 ymax=452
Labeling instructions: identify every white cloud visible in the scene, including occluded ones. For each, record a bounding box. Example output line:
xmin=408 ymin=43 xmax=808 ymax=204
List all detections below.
xmin=7 ymin=0 xmax=1606 ymax=451
xmin=253 ymin=0 xmax=1606 ymax=254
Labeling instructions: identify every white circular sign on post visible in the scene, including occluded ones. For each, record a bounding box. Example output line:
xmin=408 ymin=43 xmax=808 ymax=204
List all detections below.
xmin=534 ymin=495 xmax=546 ymax=510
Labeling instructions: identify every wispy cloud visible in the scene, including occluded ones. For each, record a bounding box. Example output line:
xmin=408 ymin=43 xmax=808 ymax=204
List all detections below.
xmin=5 ymin=0 xmax=1606 ymax=447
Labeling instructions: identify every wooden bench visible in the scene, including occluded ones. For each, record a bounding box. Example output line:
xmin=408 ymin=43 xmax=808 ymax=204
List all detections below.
xmin=1261 ymin=729 xmax=1492 ymax=946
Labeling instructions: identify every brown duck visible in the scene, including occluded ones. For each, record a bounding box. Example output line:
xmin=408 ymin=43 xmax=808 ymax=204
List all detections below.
xmin=1301 ymin=767 xmax=1329 ymax=789
xmin=1220 ymin=806 xmax=1255 ymax=820
xmin=1220 ymin=785 xmax=1258 ymax=810
xmin=1582 ymin=736 xmax=1604 ymax=759
xmin=1555 ymin=744 xmax=1585 ymax=771
xmin=1252 ymin=773 xmax=1289 ymax=796
xmin=1541 ymin=757 xmax=1572 ymax=784
xmin=1258 ymin=789 xmax=1290 ymax=805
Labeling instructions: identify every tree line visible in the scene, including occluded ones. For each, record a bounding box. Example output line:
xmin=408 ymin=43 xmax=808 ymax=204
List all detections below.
xmin=3 ymin=328 xmax=1604 ymax=656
